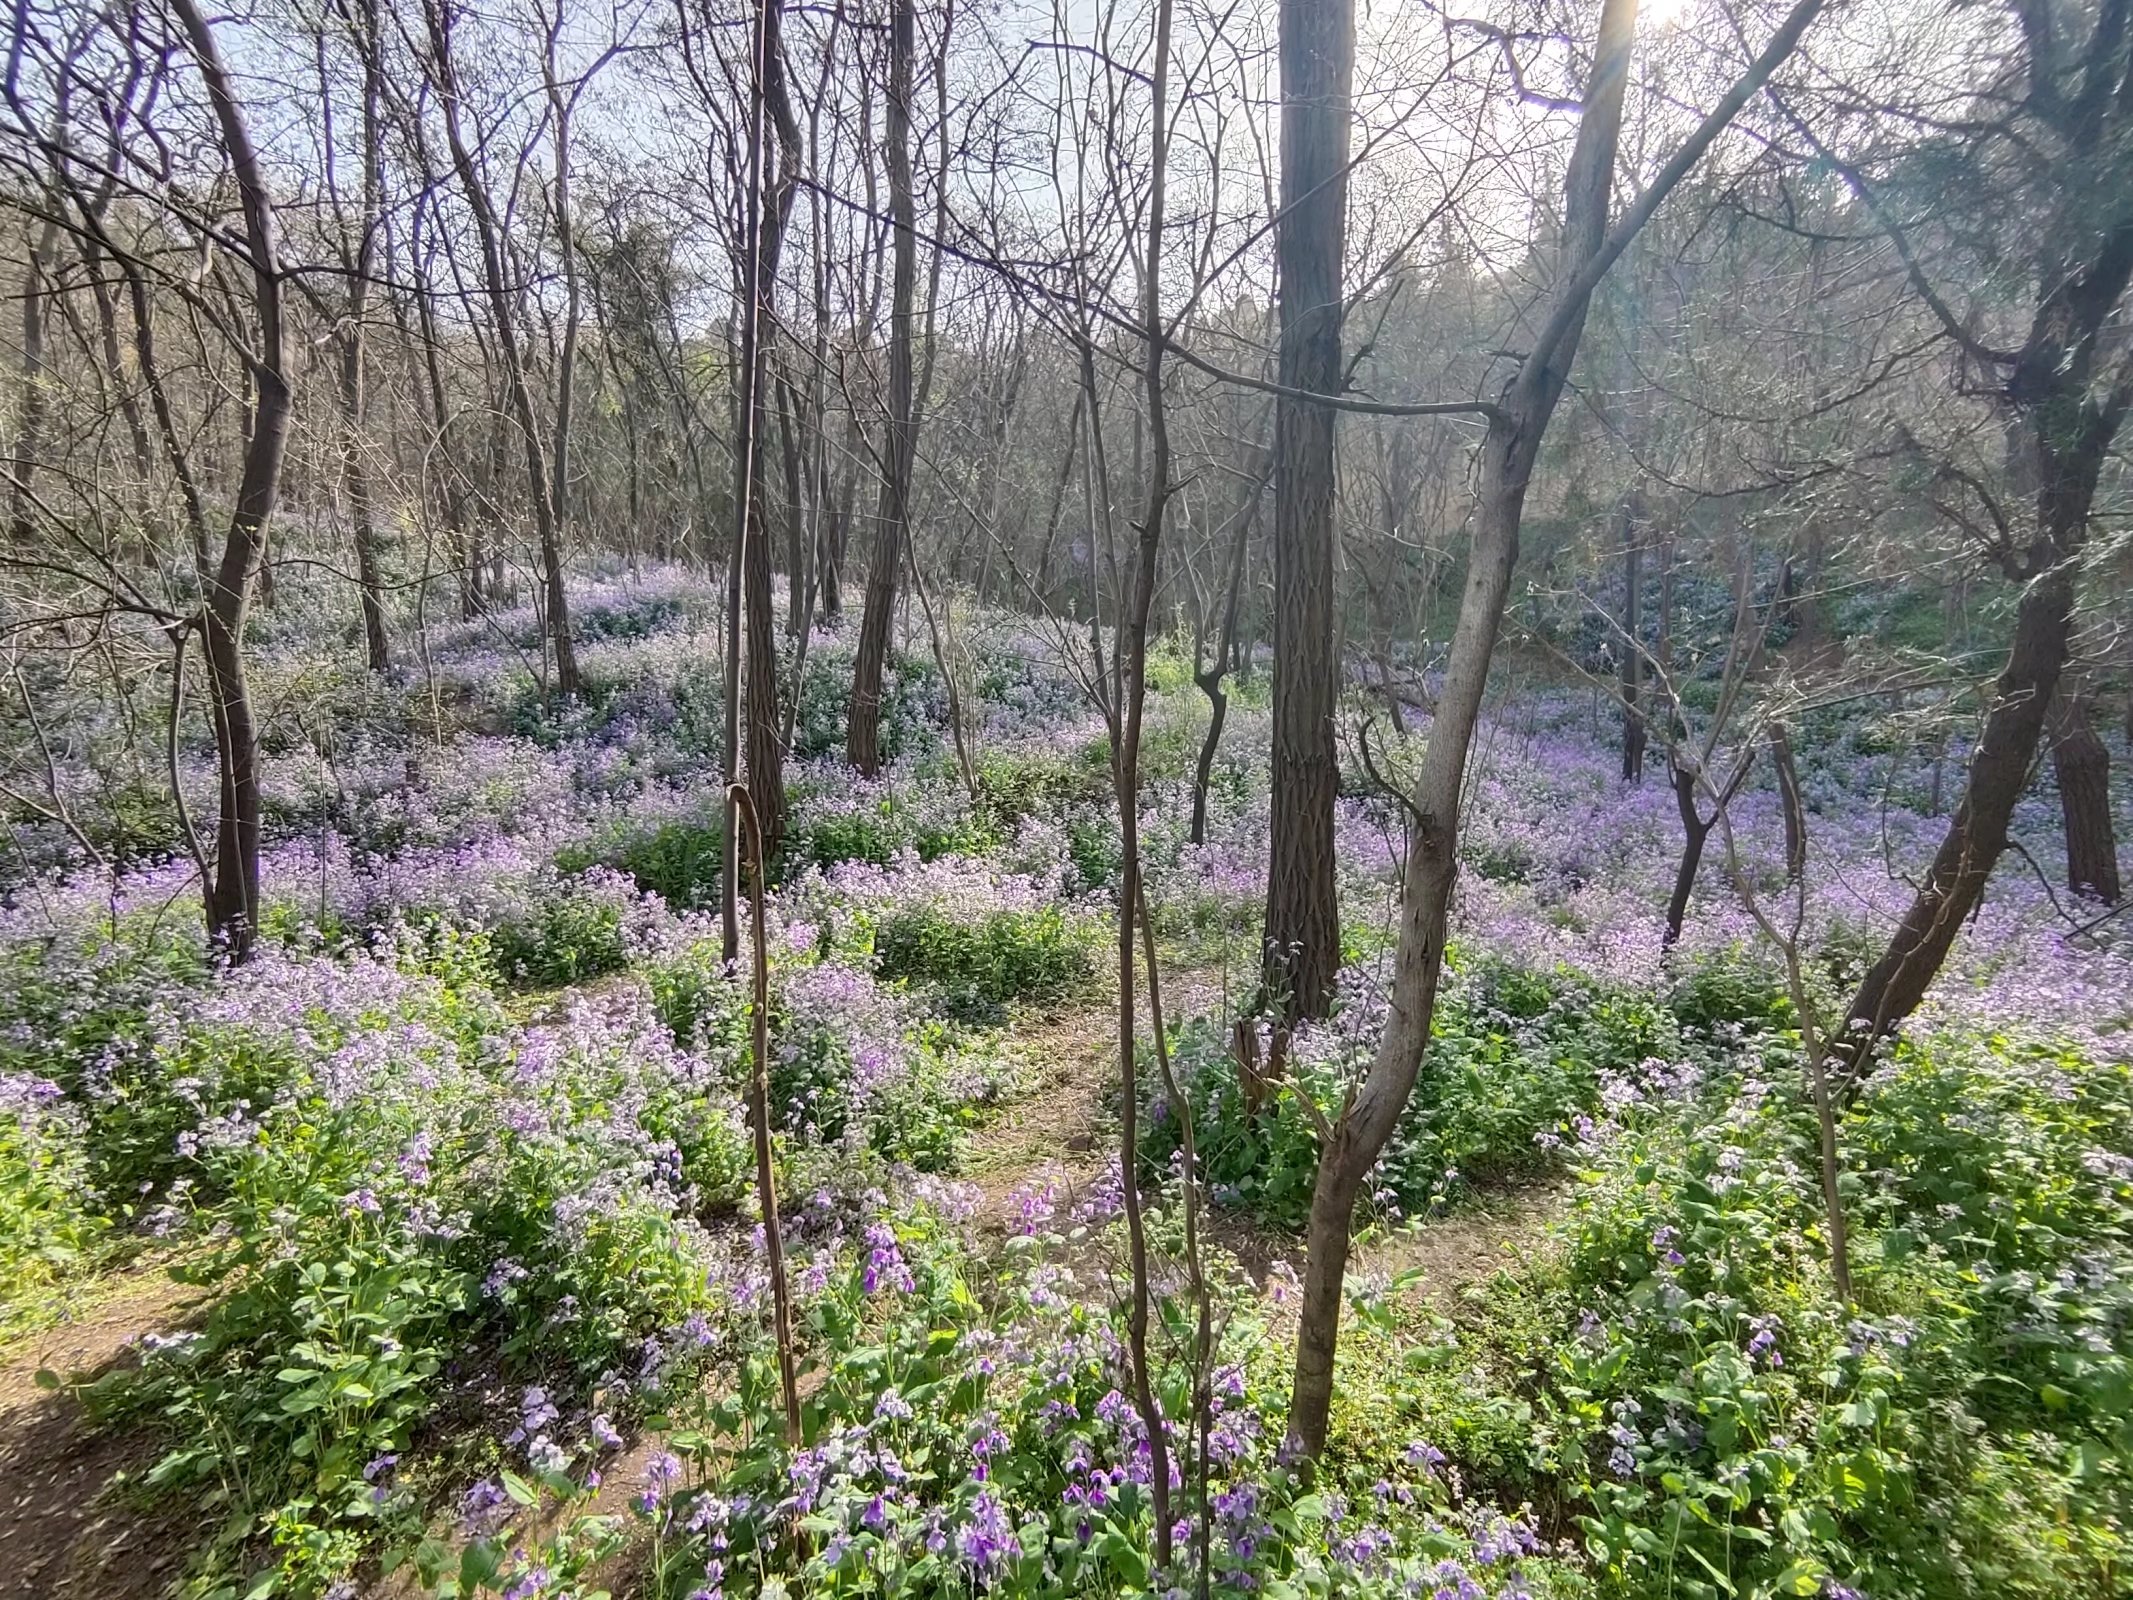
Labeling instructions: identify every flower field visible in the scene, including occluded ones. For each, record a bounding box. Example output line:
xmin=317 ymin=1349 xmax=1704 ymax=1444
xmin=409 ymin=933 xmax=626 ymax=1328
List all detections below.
xmin=1 ymin=565 xmax=2127 ymax=1600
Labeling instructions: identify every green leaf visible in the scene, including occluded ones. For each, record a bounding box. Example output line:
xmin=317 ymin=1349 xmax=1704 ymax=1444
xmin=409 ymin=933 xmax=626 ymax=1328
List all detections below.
xmin=459 ymin=1539 xmax=504 ymax=1592
xmin=1772 ymin=1557 xmax=1827 ymax=1595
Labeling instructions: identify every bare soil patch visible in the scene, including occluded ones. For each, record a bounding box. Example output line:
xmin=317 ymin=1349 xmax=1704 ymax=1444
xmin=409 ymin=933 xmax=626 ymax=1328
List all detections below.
xmin=0 ymin=1262 xmax=212 ymax=1600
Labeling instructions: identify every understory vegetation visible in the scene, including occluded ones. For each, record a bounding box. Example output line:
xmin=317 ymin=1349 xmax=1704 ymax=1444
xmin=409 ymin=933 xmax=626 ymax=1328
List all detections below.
xmin=2 ymin=569 xmax=2125 ymax=1600
xmin=5 ymin=0 xmax=2132 ymax=1594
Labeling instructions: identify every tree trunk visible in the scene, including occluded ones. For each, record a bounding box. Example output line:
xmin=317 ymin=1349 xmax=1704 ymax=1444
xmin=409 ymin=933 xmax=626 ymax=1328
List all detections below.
xmin=1620 ymin=500 xmax=1645 ymax=782
xmin=1839 ymin=3 xmax=2133 ymax=1054
xmin=847 ymin=0 xmax=917 ymax=776
xmin=427 ymin=0 xmax=578 ymax=696
xmin=1846 ymin=555 xmax=2081 ymax=1041
xmin=1283 ymin=0 xmax=1807 ymax=1455
xmin=1664 ymin=756 xmax=1709 ymax=945
xmin=777 ymin=372 xmax=809 ymax=637
xmin=744 ymin=0 xmax=803 ymax=861
xmin=2052 ymin=687 xmax=2120 ymax=904
xmin=1262 ymin=0 xmax=1353 ymax=1023
xmin=6 ymin=213 xmax=59 ymax=548
xmin=1192 ymin=453 xmax=1267 ymax=846
xmin=174 ymin=0 xmax=290 ymax=964
xmin=341 ymin=19 xmax=391 ymax=675
xmin=1771 ymin=721 xmax=1806 ymax=882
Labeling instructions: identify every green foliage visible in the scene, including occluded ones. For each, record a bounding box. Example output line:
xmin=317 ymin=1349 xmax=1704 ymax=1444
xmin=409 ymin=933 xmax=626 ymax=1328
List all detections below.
xmin=783 ymin=782 xmax=994 ymax=874
xmin=1668 ymin=944 xmax=1795 ymax=1035
xmin=790 ymin=646 xmax=946 ymax=763
xmin=76 ymin=955 xmax=739 ymax=1599
xmin=636 ymin=1195 xmax=1563 ymax=1600
xmin=974 ymin=747 xmax=1106 ymax=826
xmin=1435 ymin=1031 xmax=2133 ymax=1600
xmin=871 ymin=903 xmax=1098 ymax=1023
xmin=613 ymin=820 xmax=725 ymax=909
xmin=490 ymin=883 xmax=630 ymax=986
xmin=573 ymin=592 xmax=686 ymax=641
xmin=0 ymin=1077 xmax=108 ymax=1334
xmin=1157 ymin=956 xmax=1682 ymax=1228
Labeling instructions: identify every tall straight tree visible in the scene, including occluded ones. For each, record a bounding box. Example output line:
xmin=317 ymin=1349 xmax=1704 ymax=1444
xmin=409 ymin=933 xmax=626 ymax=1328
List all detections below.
xmin=423 ymin=0 xmax=580 ymax=698
xmin=329 ymin=0 xmax=391 ymax=674
xmin=1282 ymin=0 xmax=1832 ymax=1455
xmin=846 ymin=0 xmax=917 ymax=777
xmin=741 ymin=0 xmax=801 ymax=861
xmin=1262 ymin=0 xmax=1353 ymax=1023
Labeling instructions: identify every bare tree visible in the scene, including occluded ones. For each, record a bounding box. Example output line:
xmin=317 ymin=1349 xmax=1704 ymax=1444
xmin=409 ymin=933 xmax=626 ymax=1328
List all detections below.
xmin=1283 ymin=0 xmax=1833 ymax=1456
xmin=845 ymin=0 xmax=917 ymax=776
xmin=421 ymin=0 xmax=580 ymax=699
xmin=1811 ymin=0 xmax=2133 ymax=1050
xmin=1262 ymin=0 xmax=1353 ymax=1025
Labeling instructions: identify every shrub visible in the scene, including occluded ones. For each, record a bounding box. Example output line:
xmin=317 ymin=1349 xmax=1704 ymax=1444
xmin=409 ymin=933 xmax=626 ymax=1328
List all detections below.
xmin=790 ymin=644 xmax=946 ymax=763
xmin=621 ymin=1190 xmax=1573 ymax=1600
xmin=784 ymin=769 xmax=993 ymax=873
xmin=1439 ymin=1029 xmax=2133 ymax=1600
xmin=1155 ymin=956 xmax=1681 ymax=1228
xmin=613 ymin=820 xmax=725 ymax=908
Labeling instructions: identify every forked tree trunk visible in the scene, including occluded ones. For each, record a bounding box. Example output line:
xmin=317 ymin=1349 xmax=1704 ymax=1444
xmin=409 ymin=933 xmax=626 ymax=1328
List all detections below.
xmin=1262 ymin=0 xmax=1352 ymax=1023
xmin=2052 ymin=687 xmax=2120 ymax=904
xmin=1285 ymin=0 xmax=1828 ymax=1456
xmin=1664 ymin=753 xmax=1720 ymax=945
xmin=173 ymin=0 xmax=290 ymax=963
xmin=847 ymin=0 xmax=917 ymax=776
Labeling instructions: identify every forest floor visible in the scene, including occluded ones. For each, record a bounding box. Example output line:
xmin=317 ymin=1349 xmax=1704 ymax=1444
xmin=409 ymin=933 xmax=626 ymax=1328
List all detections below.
xmin=0 ymin=1262 xmax=209 ymax=1600
xmin=0 ymin=970 xmax=1565 ymax=1600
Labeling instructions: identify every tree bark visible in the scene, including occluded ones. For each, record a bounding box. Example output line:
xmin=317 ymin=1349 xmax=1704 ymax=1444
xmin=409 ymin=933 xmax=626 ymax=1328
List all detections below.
xmin=340 ymin=0 xmax=392 ymax=674
xmin=1620 ymin=500 xmax=1645 ymax=782
xmin=6 ymin=212 xmax=59 ymax=548
xmin=1771 ymin=721 xmax=1806 ymax=882
xmin=173 ymin=0 xmax=291 ymax=963
xmin=1192 ymin=453 xmax=1268 ymax=846
xmin=1665 ymin=756 xmax=1711 ymax=945
xmin=746 ymin=0 xmax=803 ymax=861
xmin=2052 ymin=687 xmax=2120 ymax=904
xmin=846 ymin=0 xmax=917 ymax=776
xmin=1262 ymin=0 xmax=1353 ymax=1023
xmin=1284 ymin=0 xmax=1826 ymax=1456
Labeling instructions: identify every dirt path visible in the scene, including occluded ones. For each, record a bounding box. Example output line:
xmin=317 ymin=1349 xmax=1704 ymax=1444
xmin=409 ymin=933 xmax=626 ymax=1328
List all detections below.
xmin=962 ymin=976 xmax=1568 ymax=1320
xmin=0 ymin=1263 xmax=210 ymax=1600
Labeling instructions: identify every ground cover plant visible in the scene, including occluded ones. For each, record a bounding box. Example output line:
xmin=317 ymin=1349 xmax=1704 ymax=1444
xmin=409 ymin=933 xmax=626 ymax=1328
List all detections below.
xmin=0 ymin=560 xmax=2123 ymax=1600
xmin=4 ymin=1 xmax=2133 ymax=1595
